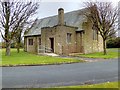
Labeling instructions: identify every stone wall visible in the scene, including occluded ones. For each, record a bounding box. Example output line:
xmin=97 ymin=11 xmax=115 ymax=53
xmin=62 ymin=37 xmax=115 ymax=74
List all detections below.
xmin=24 ymin=36 xmax=41 ymax=54
xmin=76 ymin=32 xmax=84 ymax=53
xmin=57 ymin=25 xmax=77 ymax=55
xmin=24 ymin=21 xmax=103 ymax=55
xmin=25 ymin=22 xmax=103 ymax=55
xmin=82 ymin=21 xmax=103 ymax=54
xmin=41 ymin=25 xmax=79 ymax=55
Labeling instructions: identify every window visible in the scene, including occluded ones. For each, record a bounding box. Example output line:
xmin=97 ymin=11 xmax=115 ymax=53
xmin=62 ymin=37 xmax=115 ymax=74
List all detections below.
xmin=28 ymin=39 xmax=33 ymax=45
xmin=92 ymin=25 xmax=98 ymax=40
xmin=93 ymin=29 xmax=98 ymax=40
xmin=39 ymin=38 xmax=41 ymax=45
xmin=67 ymin=33 xmax=72 ymax=43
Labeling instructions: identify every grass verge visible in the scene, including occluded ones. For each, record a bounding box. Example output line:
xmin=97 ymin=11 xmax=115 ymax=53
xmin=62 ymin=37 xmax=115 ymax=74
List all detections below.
xmin=29 ymin=82 xmax=119 ymax=89
xmin=77 ymin=48 xmax=119 ymax=59
xmin=1 ymin=49 xmax=84 ymax=67
xmin=58 ymin=81 xmax=119 ymax=88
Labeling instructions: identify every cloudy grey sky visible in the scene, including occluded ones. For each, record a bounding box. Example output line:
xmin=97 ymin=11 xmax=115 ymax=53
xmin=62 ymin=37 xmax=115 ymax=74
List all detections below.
xmin=35 ymin=0 xmax=119 ymax=19
xmin=36 ymin=2 xmax=83 ymax=19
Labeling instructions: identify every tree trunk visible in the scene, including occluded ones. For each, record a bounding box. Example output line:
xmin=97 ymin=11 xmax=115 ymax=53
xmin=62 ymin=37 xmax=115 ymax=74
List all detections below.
xmin=6 ymin=41 xmax=11 ymax=56
xmin=16 ymin=35 xmax=21 ymax=53
xmin=103 ymin=39 xmax=107 ymax=55
xmin=17 ymin=43 xmax=20 ymax=53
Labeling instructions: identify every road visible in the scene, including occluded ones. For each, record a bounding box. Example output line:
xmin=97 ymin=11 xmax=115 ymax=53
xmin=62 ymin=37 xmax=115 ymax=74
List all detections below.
xmin=2 ymin=60 xmax=118 ymax=88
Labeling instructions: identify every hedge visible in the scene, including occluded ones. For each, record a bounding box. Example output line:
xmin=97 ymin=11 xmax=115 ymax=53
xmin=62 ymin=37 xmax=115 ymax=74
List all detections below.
xmin=107 ymin=37 xmax=120 ymax=48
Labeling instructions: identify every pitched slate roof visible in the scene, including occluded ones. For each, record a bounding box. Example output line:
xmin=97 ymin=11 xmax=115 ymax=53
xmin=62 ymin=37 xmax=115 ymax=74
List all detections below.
xmin=24 ymin=8 xmax=87 ymax=36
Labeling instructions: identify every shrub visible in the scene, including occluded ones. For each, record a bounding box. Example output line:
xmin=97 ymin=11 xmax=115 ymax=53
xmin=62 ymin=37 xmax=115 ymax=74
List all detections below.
xmin=107 ymin=37 xmax=120 ymax=48
xmin=1 ymin=42 xmax=24 ymax=48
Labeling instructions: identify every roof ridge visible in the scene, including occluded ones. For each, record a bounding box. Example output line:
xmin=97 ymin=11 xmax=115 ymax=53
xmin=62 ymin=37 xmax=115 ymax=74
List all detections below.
xmin=38 ymin=7 xmax=86 ymax=20
xmin=24 ymin=7 xmax=87 ymax=36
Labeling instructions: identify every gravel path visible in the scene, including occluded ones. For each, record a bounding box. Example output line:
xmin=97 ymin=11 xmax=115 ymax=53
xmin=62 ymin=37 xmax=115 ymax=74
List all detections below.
xmin=58 ymin=55 xmax=118 ymax=62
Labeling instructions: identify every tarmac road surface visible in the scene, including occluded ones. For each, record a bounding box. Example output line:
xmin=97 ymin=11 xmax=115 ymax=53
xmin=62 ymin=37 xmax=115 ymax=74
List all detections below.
xmin=2 ymin=60 xmax=118 ymax=88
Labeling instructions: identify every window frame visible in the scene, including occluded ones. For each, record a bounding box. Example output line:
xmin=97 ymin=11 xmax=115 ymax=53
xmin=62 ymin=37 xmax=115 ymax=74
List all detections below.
xmin=67 ymin=33 xmax=72 ymax=44
xmin=93 ymin=29 xmax=98 ymax=40
xmin=28 ymin=38 xmax=33 ymax=45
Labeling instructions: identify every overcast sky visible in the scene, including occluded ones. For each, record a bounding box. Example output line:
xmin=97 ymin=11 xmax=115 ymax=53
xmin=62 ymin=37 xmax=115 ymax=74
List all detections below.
xmin=36 ymin=2 xmax=83 ymax=19
xmin=35 ymin=0 xmax=119 ymax=19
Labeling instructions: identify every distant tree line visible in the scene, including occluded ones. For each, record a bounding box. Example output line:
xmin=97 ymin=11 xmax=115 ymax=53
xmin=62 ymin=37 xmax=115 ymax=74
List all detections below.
xmin=1 ymin=41 xmax=24 ymax=48
xmin=107 ymin=37 xmax=120 ymax=48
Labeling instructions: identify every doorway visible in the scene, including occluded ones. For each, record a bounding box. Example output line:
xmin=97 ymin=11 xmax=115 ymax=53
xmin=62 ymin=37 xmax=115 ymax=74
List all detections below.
xmin=49 ymin=38 xmax=54 ymax=52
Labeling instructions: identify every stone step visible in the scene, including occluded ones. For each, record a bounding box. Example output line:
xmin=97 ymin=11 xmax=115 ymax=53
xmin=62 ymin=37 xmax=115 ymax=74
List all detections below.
xmin=38 ymin=53 xmax=59 ymax=57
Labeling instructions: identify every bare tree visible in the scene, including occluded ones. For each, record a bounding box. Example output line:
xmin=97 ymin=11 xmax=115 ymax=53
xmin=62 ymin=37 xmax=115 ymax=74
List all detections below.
xmin=0 ymin=1 xmax=39 ymax=55
xmin=15 ymin=19 xmax=38 ymax=53
xmin=83 ymin=2 xmax=117 ymax=55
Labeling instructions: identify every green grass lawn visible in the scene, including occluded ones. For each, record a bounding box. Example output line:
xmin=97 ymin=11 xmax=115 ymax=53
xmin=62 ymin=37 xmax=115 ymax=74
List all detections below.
xmin=1 ymin=49 xmax=83 ymax=66
xmin=77 ymin=48 xmax=119 ymax=59
xmin=58 ymin=81 xmax=119 ymax=88
xmin=1 ymin=48 xmax=119 ymax=66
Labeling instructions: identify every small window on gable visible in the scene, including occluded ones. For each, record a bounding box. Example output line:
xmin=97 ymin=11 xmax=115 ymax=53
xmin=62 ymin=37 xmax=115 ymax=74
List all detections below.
xmin=92 ymin=25 xmax=98 ymax=40
xmin=28 ymin=39 xmax=33 ymax=45
xmin=67 ymin=33 xmax=72 ymax=44
xmin=93 ymin=29 xmax=98 ymax=40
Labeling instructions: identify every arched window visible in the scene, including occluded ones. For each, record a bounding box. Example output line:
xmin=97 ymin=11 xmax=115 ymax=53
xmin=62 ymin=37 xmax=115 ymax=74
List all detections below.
xmin=92 ymin=25 xmax=98 ymax=40
xmin=93 ymin=29 xmax=98 ymax=40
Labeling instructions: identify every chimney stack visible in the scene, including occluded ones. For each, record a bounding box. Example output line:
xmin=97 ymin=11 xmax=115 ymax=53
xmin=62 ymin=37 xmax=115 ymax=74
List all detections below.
xmin=58 ymin=8 xmax=64 ymax=25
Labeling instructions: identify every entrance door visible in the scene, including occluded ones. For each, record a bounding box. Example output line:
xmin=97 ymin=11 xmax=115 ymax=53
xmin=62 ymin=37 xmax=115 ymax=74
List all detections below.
xmin=50 ymin=38 xmax=54 ymax=52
